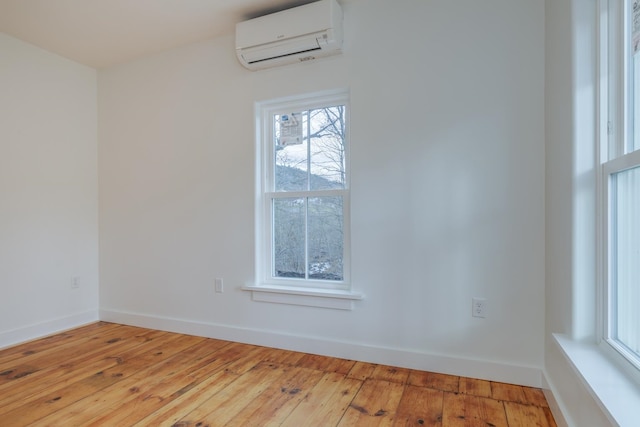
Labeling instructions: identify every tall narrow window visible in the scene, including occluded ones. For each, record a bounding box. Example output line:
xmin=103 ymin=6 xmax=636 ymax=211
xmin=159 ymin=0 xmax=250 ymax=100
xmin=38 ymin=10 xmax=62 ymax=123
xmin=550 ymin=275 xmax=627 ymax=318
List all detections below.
xmin=602 ymin=0 xmax=640 ymax=369
xmin=257 ymin=91 xmax=350 ymax=290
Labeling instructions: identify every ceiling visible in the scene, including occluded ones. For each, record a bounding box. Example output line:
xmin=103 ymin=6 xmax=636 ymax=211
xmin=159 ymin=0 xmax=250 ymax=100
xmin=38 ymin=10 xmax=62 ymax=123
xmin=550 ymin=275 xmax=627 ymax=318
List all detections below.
xmin=0 ymin=0 xmax=320 ymax=69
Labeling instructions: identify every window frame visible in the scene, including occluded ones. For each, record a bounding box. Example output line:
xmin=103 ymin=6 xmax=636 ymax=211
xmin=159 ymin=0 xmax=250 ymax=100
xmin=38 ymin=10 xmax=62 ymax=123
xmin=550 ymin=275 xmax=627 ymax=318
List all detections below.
xmin=599 ymin=0 xmax=640 ymax=373
xmin=255 ymin=89 xmax=352 ymax=293
xmin=601 ymin=152 xmax=640 ymax=372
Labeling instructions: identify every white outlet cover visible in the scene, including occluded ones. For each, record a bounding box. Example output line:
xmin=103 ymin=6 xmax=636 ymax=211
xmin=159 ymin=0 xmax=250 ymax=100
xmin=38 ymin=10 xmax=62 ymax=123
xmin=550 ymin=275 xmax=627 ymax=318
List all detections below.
xmin=472 ymin=297 xmax=487 ymax=318
xmin=215 ymin=278 xmax=224 ymax=293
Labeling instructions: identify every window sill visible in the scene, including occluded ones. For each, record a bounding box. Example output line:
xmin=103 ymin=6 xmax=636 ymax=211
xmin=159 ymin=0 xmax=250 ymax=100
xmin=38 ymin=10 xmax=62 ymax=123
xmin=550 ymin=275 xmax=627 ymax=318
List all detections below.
xmin=553 ymin=333 xmax=640 ymax=426
xmin=241 ymin=285 xmax=363 ymax=310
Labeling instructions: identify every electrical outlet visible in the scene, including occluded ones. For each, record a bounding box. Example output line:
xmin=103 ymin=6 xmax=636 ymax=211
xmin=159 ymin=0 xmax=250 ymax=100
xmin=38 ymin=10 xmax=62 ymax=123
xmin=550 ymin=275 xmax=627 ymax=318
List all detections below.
xmin=71 ymin=276 xmax=80 ymax=289
xmin=472 ymin=297 xmax=487 ymax=318
xmin=215 ymin=278 xmax=224 ymax=293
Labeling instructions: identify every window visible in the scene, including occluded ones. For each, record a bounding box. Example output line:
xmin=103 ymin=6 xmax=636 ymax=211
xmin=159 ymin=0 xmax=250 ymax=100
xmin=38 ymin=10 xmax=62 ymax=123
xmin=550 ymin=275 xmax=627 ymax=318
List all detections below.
xmin=253 ymin=90 xmax=357 ymax=304
xmin=601 ymin=0 xmax=640 ymax=370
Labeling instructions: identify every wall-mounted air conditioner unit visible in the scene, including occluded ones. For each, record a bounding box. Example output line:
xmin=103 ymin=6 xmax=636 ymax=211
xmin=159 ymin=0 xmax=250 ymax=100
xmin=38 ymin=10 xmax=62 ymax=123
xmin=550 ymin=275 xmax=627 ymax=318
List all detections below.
xmin=235 ymin=0 xmax=343 ymax=71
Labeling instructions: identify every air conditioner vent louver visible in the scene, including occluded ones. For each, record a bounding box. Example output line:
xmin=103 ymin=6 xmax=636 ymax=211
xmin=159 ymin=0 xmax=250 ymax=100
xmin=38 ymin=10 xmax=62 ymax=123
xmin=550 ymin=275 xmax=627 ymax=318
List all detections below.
xmin=247 ymin=47 xmax=321 ymax=65
xmin=235 ymin=0 xmax=343 ymax=71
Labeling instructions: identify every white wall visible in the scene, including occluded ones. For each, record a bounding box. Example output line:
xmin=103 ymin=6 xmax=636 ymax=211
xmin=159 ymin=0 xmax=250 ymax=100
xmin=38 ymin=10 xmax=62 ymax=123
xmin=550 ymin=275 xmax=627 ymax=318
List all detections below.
xmin=0 ymin=33 xmax=99 ymax=347
xmin=98 ymin=0 xmax=545 ymax=385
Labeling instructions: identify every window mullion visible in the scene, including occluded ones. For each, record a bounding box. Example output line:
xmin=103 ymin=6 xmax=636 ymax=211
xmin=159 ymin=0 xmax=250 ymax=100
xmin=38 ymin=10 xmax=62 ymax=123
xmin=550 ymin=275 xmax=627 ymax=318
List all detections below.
xmin=305 ymin=109 xmax=311 ymax=280
xmin=304 ymin=197 xmax=309 ymax=280
xmin=307 ymin=109 xmax=311 ymax=190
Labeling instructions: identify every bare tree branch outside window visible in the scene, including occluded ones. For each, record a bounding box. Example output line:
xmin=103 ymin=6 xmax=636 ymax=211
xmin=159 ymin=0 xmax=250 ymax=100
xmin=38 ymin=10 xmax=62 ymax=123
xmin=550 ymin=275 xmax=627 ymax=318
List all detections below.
xmin=272 ymin=105 xmax=346 ymax=281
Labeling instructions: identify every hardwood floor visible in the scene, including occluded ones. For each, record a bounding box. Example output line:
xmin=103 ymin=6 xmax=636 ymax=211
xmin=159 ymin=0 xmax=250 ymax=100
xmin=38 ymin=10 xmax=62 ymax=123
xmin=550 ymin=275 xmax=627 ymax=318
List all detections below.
xmin=0 ymin=322 xmax=556 ymax=426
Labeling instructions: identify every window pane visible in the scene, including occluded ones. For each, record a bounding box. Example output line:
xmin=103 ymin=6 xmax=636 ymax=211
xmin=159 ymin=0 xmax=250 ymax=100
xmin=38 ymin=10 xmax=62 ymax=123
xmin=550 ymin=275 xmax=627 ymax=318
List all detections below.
xmin=308 ymin=196 xmax=343 ymax=281
xmin=273 ymin=198 xmax=305 ymax=278
xmin=309 ymin=106 xmax=347 ymax=190
xmin=612 ymin=165 xmax=640 ymax=356
xmin=275 ymin=113 xmax=309 ymax=191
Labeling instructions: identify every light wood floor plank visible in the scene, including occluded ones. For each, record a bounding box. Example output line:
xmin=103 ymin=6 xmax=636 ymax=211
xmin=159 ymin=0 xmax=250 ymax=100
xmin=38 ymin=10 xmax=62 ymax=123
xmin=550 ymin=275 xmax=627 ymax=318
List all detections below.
xmin=522 ymin=387 xmax=550 ymax=408
xmin=347 ymin=361 xmax=377 ymax=381
xmin=130 ymin=342 xmax=277 ymax=426
xmin=225 ymin=366 xmax=325 ymax=426
xmin=280 ymin=372 xmax=363 ymax=427
xmin=174 ymin=362 xmax=289 ymax=426
xmin=44 ymin=337 xmax=228 ymax=426
xmin=131 ymin=369 xmax=240 ymax=426
xmin=261 ymin=347 xmax=306 ymax=366
xmin=295 ymin=353 xmax=356 ymax=375
xmin=393 ymin=385 xmax=443 ymax=427
xmin=504 ymin=401 xmax=554 ymax=427
xmin=370 ymin=364 xmax=411 ymax=384
xmin=0 ymin=328 xmax=169 ymax=414
xmin=442 ymin=392 xmax=509 ymax=427
xmin=0 ymin=322 xmax=119 ymax=366
xmin=459 ymin=377 xmax=492 ymax=398
xmin=0 ymin=322 xmax=556 ymax=427
xmin=222 ymin=343 xmax=275 ymax=374
xmin=337 ymin=379 xmax=405 ymax=426
xmin=0 ymin=323 xmax=128 ymax=384
xmin=0 ymin=333 xmax=200 ymax=426
xmin=114 ymin=338 xmax=231 ymax=426
xmin=491 ymin=382 xmax=528 ymax=404
xmin=408 ymin=370 xmax=460 ymax=393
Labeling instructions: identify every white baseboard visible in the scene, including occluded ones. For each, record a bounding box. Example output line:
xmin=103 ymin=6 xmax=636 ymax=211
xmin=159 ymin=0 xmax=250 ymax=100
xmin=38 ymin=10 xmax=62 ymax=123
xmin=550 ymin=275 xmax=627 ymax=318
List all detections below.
xmin=99 ymin=308 xmax=543 ymax=388
xmin=0 ymin=310 xmax=99 ymax=350
xmin=542 ymin=371 xmax=570 ymax=427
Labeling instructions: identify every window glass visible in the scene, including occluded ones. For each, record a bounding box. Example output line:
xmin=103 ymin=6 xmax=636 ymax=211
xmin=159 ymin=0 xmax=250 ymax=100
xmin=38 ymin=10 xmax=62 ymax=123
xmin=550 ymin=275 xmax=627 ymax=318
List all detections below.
xmin=273 ymin=198 xmax=305 ymax=278
xmin=308 ymin=196 xmax=344 ymax=281
xmin=611 ymin=166 xmax=640 ymax=357
xmin=275 ymin=113 xmax=308 ymax=192
xmin=309 ymin=107 xmax=347 ymax=190
xmin=259 ymin=91 xmax=350 ymax=289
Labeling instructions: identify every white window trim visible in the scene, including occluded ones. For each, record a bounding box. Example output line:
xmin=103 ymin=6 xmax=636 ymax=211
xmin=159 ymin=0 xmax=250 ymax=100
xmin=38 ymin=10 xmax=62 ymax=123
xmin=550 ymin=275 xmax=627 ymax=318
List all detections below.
xmin=554 ymin=334 xmax=640 ymax=426
xmin=598 ymin=0 xmax=640 ymax=374
xmin=241 ymin=284 xmax=363 ymax=310
xmin=600 ymin=150 xmax=640 ymax=373
xmin=244 ymin=89 xmax=363 ymax=310
xmin=549 ymin=2 xmax=640 ymax=426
